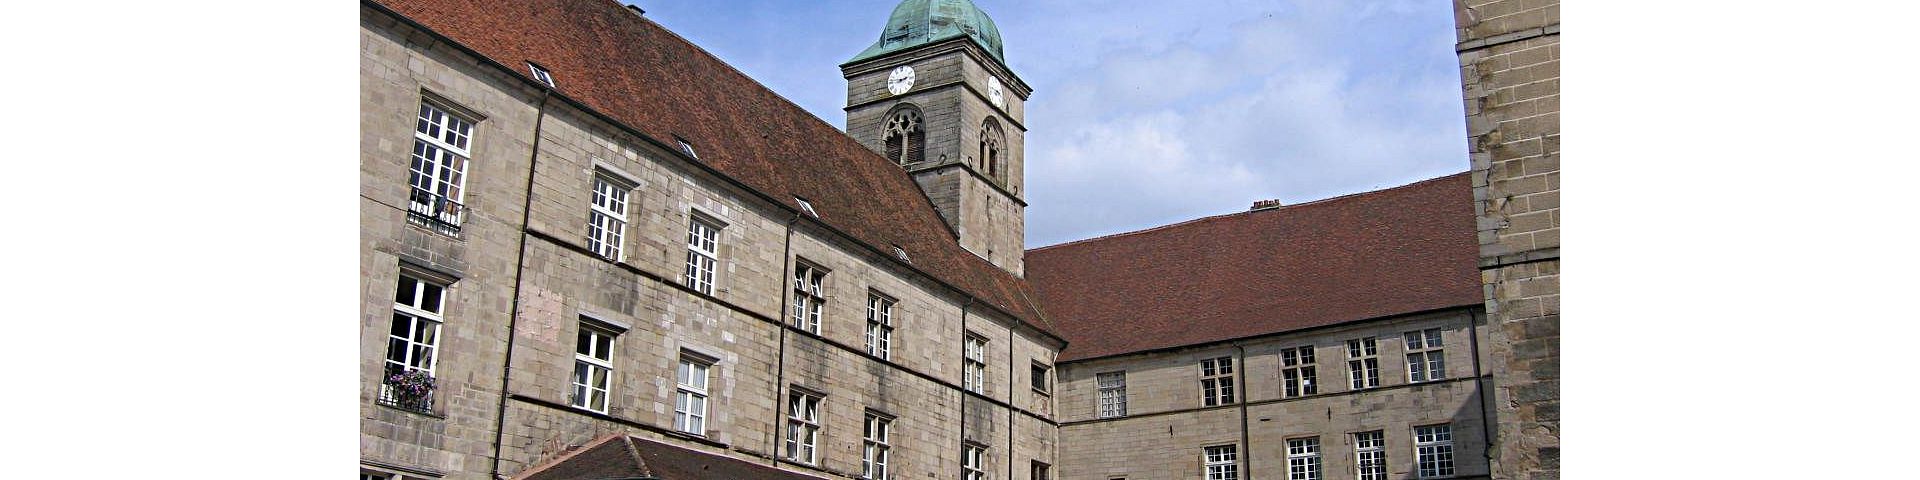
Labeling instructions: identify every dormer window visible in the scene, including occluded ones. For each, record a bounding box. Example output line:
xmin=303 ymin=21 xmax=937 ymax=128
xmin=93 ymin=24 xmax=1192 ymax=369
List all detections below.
xmin=677 ymin=138 xmax=699 ymax=159
xmin=891 ymin=245 xmax=910 ymax=263
xmin=795 ymin=196 xmax=819 ymax=218
xmin=527 ymin=62 xmax=555 ymax=88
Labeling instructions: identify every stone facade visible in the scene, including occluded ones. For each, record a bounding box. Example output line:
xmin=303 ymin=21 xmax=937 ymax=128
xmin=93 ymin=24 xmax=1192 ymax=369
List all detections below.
xmin=1054 ymin=309 xmax=1493 ymax=480
xmin=360 ymin=3 xmax=1060 ymax=479
xmin=1452 ymin=0 xmax=1560 ymax=478
xmin=843 ymin=38 xmax=1031 ymax=276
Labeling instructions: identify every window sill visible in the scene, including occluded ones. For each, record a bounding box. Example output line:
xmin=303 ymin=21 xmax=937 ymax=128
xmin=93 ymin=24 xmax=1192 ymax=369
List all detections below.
xmin=374 ymin=399 xmax=445 ymax=419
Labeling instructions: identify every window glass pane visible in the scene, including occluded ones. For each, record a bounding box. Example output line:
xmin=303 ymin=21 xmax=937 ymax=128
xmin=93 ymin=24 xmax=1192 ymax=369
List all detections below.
xmin=395 ymin=276 xmax=417 ymax=306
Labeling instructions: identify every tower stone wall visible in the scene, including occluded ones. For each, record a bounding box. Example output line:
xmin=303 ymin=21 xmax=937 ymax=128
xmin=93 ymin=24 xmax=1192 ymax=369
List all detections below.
xmin=1452 ymin=0 xmax=1560 ymax=477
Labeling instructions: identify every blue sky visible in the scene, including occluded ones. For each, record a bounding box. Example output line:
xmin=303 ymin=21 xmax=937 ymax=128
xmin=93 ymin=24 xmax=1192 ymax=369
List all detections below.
xmin=631 ymin=0 xmax=1468 ymax=248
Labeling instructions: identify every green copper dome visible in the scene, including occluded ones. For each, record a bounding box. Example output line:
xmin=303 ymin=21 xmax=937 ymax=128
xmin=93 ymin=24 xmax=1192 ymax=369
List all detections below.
xmin=847 ymin=0 xmax=1005 ymax=65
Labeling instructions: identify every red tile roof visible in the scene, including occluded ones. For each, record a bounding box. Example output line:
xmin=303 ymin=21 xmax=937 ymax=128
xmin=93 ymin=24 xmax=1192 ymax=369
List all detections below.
xmin=515 ymin=434 xmax=826 ymax=480
xmin=369 ymin=0 xmax=1058 ymax=339
xmin=1027 ymin=173 xmax=1482 ymax=362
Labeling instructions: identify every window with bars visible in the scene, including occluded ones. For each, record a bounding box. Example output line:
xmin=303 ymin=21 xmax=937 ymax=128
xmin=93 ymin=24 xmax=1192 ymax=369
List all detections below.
xmin=1200 ymin=356 xmax=1236 ymax=406
xmin=1414 ymin=424 xmax=1455 ymax=478
xmin=963 ymin=334 xmax=987 ymax=393
xmin=674 ymin=354 xmax=712 ymax=435
xmin=586 ymin=175 xmax=632 ymax=261
xmin=1031 ymin=362 xmax=1052 ymax=395
xmin=382 ymin=273 xmax=445 ymax=412
xmin=862 ymin=412 xmax=892 ymax=479
xmin=1031 ymin=461 xmax=1051 ymax=480
xmin=962 ymin=444 xmax=987 ymax=480
xmin=1354 ymin=431 xmax=1386 ymax=480
xmin=683 ymin=216 xmax=720 ymax=294
xmin=790 ymin=262 xmax=826 ymax=334
xmin=1404 ymin=328 xmax=1446 ymax=383
xmin=1281 ymin=345 xmax=1318 ymax=398
xmin=866 ymin=292 xmax=895 ymax=359
xmin=1096 ymin=371 xmax=1127 ymax=418
xmin=1346 ymin=338 xmax=1380 ymax=390
xmin=1203 ymin=445 xmax=1239 ymax=480
xmin=784 ymin=390 xmax=821 ymax=464
xmin=570 ymin=323 xmax=615 ymax=413
xmin=407 ymin=101 xmax=474 ymax=235
xmin=1286 ymin=437 xmax=1321 ymax=480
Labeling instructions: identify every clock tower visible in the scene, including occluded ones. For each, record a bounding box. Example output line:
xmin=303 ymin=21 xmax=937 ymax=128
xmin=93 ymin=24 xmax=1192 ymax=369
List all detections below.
xmin=842 ymin=0 xmax=1032 ymax=276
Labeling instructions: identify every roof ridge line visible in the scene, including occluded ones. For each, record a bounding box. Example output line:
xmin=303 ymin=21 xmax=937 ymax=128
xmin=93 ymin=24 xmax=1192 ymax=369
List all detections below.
xmin=1027 ymin=171 xmax=1470 ymax=253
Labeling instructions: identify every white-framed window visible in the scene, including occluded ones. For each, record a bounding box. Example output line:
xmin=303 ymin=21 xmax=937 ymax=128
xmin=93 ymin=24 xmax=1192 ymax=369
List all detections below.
xmin=962 ymin=444 xmax=987 ymax=480
xmin=382 ymin=273 xmax=446 ymax=411
xmin=963 ymin=334 xmax=988 ymax=393
xmin=790 ymin=262 xmax=826 ymax=334
xmin=1203 ymin=444 xmax=1239 ymax=480
xmin=407 ymin=100 xmax=475 ymax=235
xmin=1414 ymin=424 xmax=1455 ymax=479
xmin=1096 ymin=371 xmax=1127 ymax=418
xmin=683 ymin=216 xmax=720 ymax=295
xmin=784 ymin=389 xmax=821 ymax=464
xmin=1031 ymin=461 xmax=1051 ymax=480
xmin=1404 ymin=328 xmax=1446 ymax=383
xmin=586 ymin=175 xmax=632 ymax=261
xmin=527 ymin=62 xmax=555 ymax=87
xmin=862 ymin=411 xmax=892 ymax=479
xmin=674 ymin=354 xmax=713 ymax=435
xmin=866 ymin=292 xmax=895 ymax=359
xmin=1286 ymin=437 xmax=1321 ymax=480
xmin=570 ymin=323 xmax=616 ymax=413
xmin=1354 ymin=431 xmax=1387 ymax=480
xmin=1347 ymin=338 xmax=1380 ymax=390
xmin=1031 ymin=362 xmax=1052 ymax=395
xmin=1282 ymin=345 xmax=1318 ymax=398
xmin=1200 ymin=356 xmax=1236 ymax=406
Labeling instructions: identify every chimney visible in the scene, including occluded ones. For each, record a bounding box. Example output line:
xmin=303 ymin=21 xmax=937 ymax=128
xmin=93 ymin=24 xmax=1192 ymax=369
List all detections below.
xmin=625 ymin=4 xmax=645 ymax=16
xmin=1250 ymin=199 xmax=1284 ymax=211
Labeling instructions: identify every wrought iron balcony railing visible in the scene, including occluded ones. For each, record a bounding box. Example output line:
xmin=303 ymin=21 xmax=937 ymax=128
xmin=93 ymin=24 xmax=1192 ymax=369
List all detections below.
xmin=407 ymin=189 xmax=464 ymax=235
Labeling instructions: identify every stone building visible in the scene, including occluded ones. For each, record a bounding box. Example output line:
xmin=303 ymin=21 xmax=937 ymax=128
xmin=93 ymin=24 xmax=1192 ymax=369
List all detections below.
xmin=360 ymin=0 xmax=1060 ymax=478
xmin=360 ymin=0 xmax=1528 ymax=479
xmin=1450 ymin=1 xmax=1560 ymax=478
xmin=1031 ymin=175 xmax=1490 ymax=480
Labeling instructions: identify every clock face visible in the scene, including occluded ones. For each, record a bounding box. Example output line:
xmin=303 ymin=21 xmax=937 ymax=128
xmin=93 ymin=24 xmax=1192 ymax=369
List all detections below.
xmin=987 ymin=77 xmax=1004 ymax=108
xmin=887 ymin=66 xmax=916 ymax=96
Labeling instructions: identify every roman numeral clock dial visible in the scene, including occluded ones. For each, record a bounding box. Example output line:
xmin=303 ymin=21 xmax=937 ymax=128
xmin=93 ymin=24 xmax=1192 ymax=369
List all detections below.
xmin=886 ymin=65 xmax=915 ymax=96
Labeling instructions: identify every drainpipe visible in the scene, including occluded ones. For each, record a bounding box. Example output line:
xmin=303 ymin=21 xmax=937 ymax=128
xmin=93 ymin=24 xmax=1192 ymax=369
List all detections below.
xmin=1470 ymin=309 xmax=1494 ymax=464
xmin=1008 ymin=319 xmax=1016 ymax=480
xmin=768 ymin=212 xmax=801 ymax=465
xmin=1235 ymin=343 xmax=1252 ymax=480
xmin=958 ymin=296 xmax=975 ymax=472
xmin=491 ymin=87 xmax=552 ymax=480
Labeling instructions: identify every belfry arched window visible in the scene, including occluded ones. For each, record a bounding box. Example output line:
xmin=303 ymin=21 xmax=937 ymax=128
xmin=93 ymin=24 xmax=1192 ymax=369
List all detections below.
xmin=883 ymin=105 xmax=925 ymax=166
xmin=979 ymin=118 xmax=1006 ymax=183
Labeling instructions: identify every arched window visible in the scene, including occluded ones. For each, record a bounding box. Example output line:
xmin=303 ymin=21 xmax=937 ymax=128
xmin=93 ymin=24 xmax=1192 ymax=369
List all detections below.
xmin=979 ymin=119 xmax=1006 ymax=183
xmin=883 ymin=106 xmax=925 ymax=166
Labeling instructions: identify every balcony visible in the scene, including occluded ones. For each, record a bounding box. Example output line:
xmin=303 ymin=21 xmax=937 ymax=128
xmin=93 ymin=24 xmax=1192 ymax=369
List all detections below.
xmin=407 ymin=188 xmax=464 ymax=236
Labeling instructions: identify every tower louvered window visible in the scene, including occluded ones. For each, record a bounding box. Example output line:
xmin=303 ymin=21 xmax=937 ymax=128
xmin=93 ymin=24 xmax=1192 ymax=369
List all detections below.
xmin=980 ymin=119 xmax=1006 ymax=184
xmin=883 ymin=107 xmax=924 ymax=166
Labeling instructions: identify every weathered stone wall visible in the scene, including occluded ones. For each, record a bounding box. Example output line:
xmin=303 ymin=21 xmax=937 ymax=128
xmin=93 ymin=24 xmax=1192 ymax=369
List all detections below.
xmin=1452 ymin=0 xmax=1560 ymax=478
xmin=360 ymin=7 xmax=546 ymax=476
xmin=1054 ymin=309 xmax=1491 ymax=480
xmin=362 ymin=6 xmax=1060 ymax=479
xmin=844 ymin=41 xmax=1030 ymax=275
